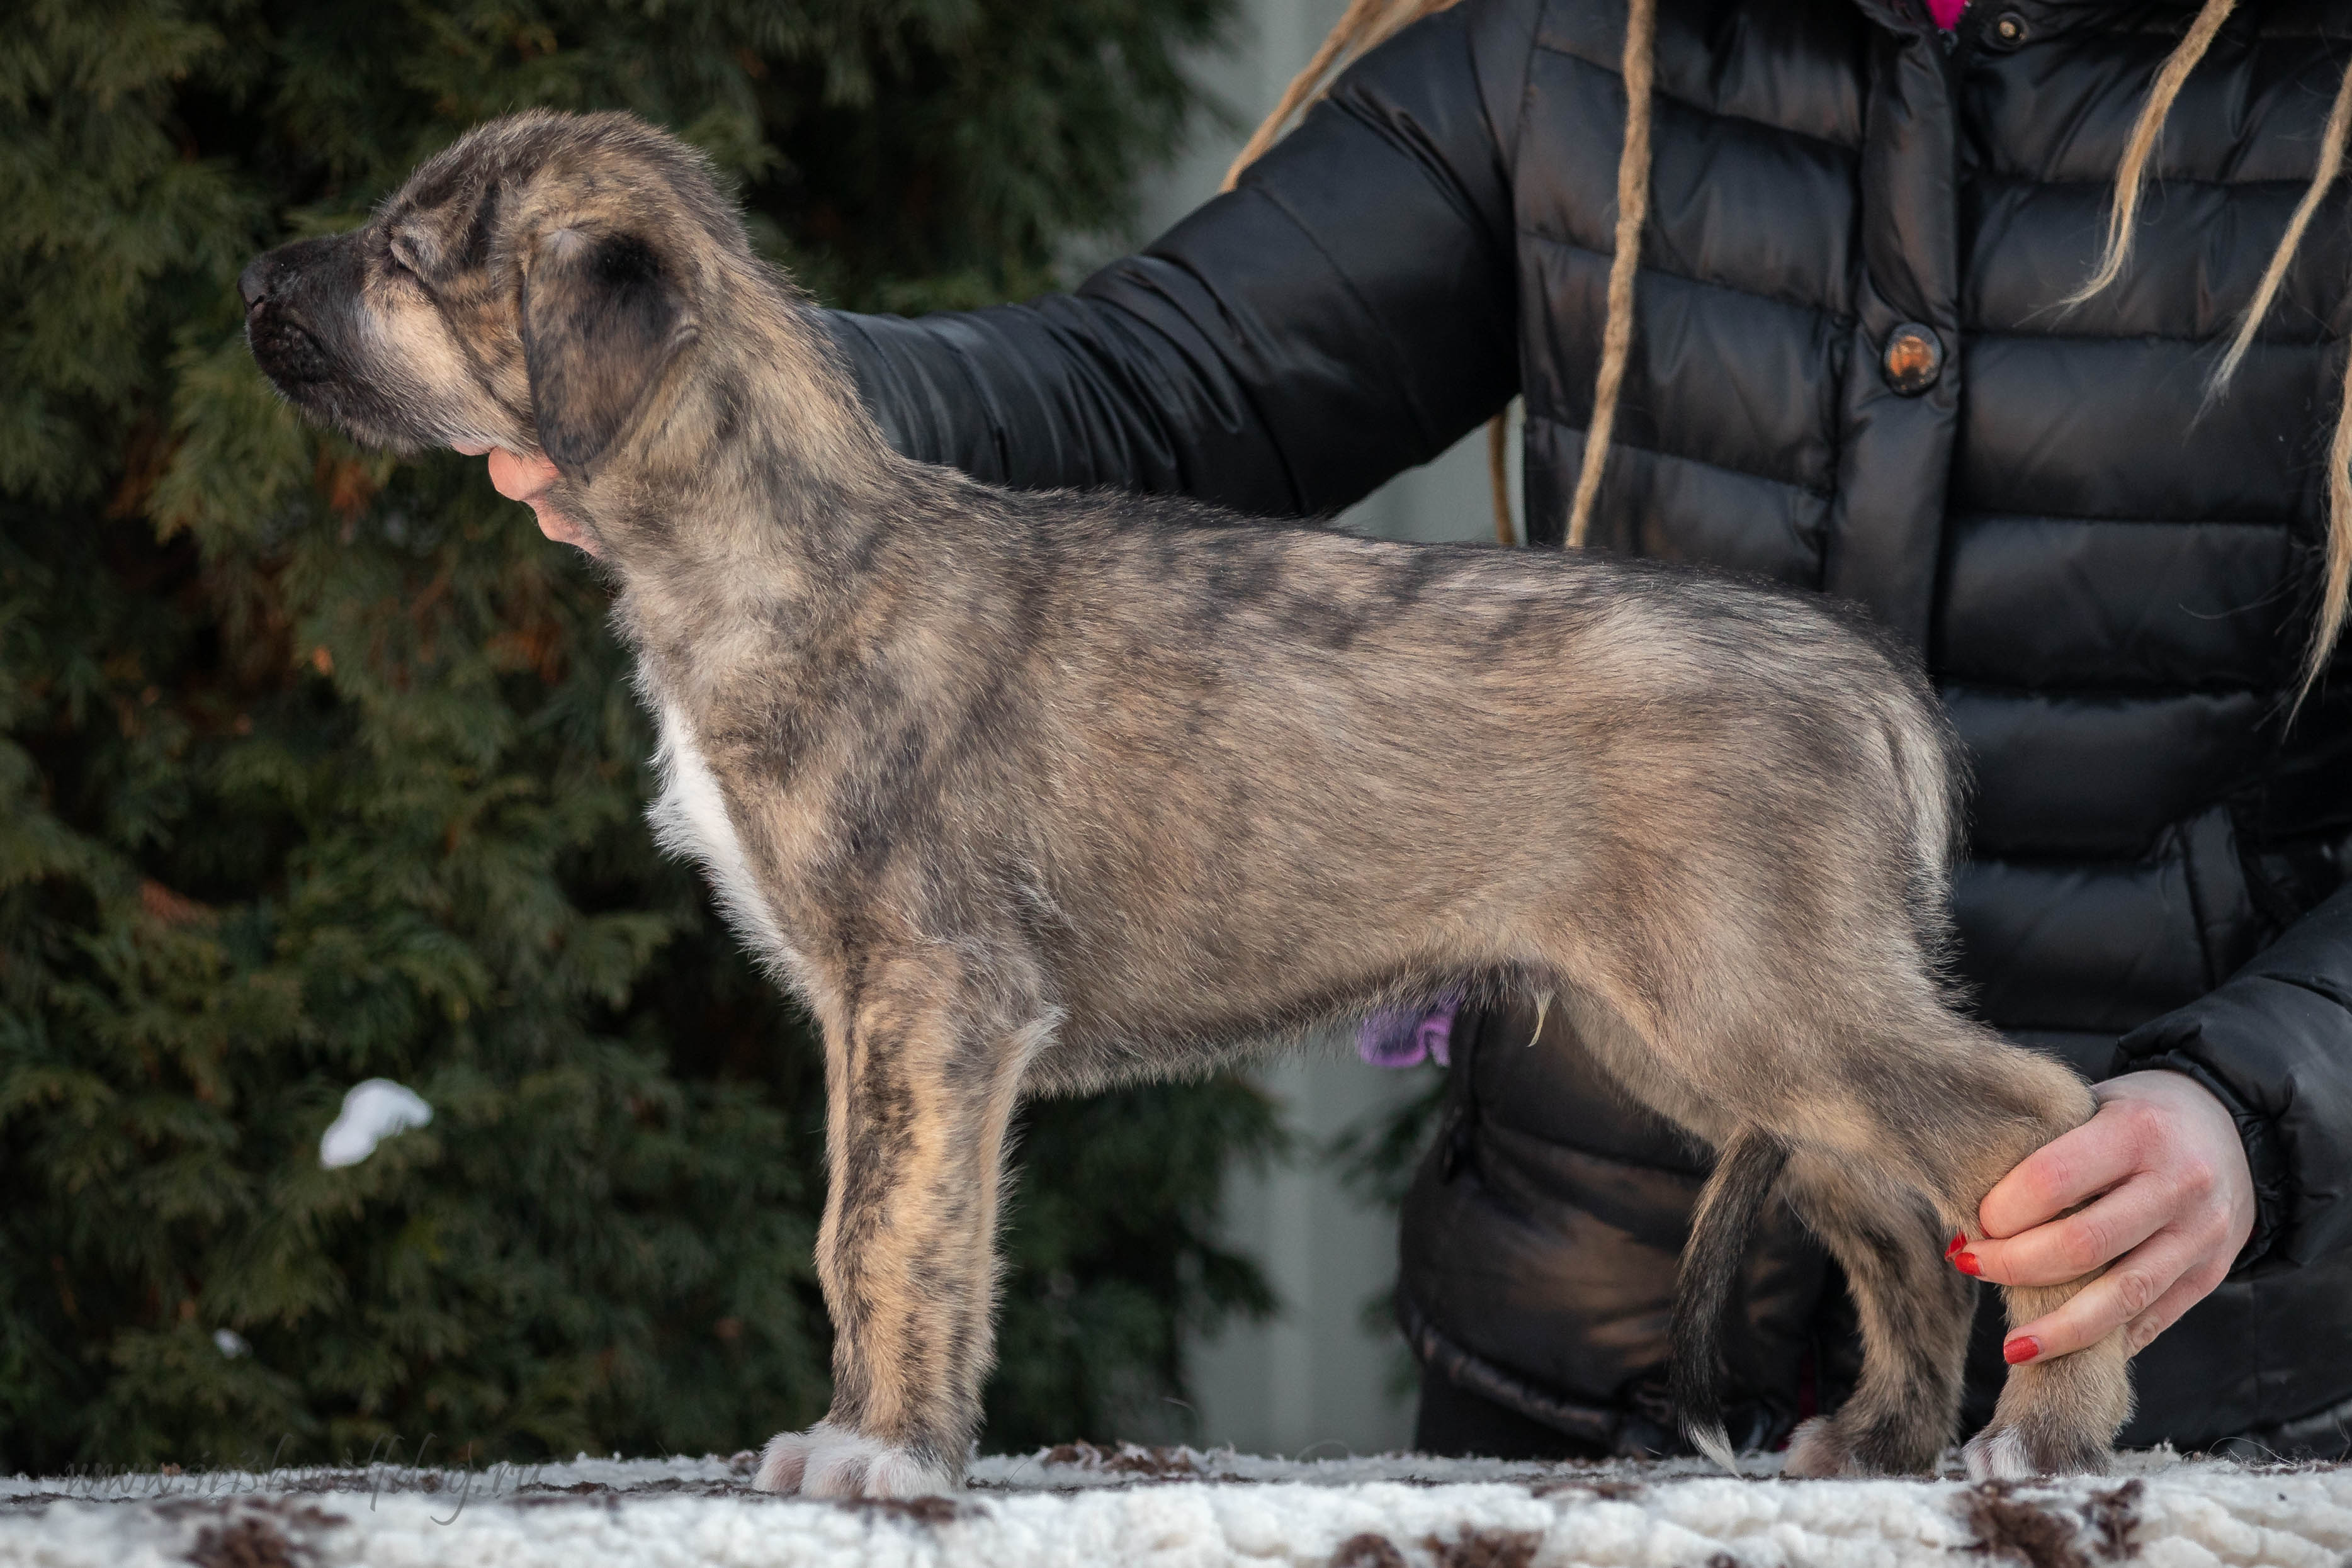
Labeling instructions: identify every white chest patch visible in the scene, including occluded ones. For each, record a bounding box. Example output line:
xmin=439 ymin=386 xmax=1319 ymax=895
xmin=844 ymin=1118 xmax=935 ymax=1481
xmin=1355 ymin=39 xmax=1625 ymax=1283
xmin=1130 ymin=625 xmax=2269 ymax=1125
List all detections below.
xmin=647 ymin=699 xmax=801 ymax=977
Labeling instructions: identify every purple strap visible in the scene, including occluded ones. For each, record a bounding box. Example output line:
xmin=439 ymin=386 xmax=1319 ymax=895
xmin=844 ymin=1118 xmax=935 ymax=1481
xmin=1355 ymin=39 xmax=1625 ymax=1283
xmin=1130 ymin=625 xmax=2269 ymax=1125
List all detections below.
xmin=1357 ymin=994 xmax=1461 ymax=1068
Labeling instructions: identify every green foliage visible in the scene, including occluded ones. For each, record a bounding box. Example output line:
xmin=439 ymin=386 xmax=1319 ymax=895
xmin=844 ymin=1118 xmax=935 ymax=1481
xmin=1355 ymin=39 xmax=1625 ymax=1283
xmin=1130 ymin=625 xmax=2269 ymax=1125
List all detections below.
xmin=0 ymin=0 xmax=1274 ymax=1472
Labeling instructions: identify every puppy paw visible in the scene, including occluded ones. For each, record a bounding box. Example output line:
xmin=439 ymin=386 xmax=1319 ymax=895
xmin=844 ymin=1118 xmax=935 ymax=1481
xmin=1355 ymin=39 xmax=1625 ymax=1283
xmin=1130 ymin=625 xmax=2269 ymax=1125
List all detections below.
xmin=1782 ymin=1415 xmax=1855 ymax=1478
xmin=753 ymin=1427 xmax=818 ymax=1493
xmin=1961 ymin=1422 xmax=2110 ymax=1482
xmin=1962 ymin=1424 xmax=2032 ymax=1482
xmin=752 ymin=1421 xmax=957 ymax=1497
xmin=1782 ymin=1411 xmax=1943 ymax=1478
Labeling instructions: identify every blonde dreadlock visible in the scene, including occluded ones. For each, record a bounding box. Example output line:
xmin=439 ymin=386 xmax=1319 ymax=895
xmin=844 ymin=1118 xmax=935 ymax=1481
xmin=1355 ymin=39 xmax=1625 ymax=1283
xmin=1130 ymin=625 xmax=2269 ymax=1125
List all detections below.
xmin=1233 ymin=0 xmax=2348 ymax=702
xmin=1223 ymin=0 xmax=1518 ymax=539
xmin=1221 ymin=0 xmax=1460 ymax=192
xmin=2071 ymin=0 xmax=2352 ymax=706
xmin=2062 ymin=0 xmax=2239 ymax=306
xmin=1564 ymin=0 xmax=1656 ymax=549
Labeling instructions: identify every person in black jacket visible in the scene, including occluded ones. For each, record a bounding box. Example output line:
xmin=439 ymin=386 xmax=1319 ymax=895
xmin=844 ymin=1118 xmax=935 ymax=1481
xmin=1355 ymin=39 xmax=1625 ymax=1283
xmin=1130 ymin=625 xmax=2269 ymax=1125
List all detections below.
xmin=491 ymin=0 xmax=2352 ymax=1459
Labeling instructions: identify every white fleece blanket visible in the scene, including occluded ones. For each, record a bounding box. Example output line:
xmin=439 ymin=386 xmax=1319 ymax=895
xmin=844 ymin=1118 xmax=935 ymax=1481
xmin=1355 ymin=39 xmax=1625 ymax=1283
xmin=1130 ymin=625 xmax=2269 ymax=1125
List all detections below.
xmin=4 ymin=1445 xmax=2347 ymax=1567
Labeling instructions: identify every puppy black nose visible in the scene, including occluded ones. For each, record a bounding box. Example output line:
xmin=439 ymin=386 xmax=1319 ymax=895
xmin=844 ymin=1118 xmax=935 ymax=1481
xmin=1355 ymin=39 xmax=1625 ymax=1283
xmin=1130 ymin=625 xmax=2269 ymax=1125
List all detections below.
xmin=238 ymin=255 xmax=276 ymax=312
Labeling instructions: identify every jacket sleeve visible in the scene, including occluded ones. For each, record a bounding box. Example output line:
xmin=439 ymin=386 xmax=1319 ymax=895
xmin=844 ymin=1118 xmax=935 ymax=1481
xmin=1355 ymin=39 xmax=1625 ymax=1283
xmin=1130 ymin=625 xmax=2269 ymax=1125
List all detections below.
xmin=821 ymin=0 xmax=1530 ymax=518
xmin=2113 ymin=881 xmax=2352 ymax=1273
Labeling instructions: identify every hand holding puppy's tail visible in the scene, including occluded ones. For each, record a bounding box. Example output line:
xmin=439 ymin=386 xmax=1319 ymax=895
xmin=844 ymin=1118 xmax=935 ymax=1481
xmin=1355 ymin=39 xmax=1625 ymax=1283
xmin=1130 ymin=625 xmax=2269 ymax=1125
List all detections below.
xmin=1671 ymin=1126 xmax=1790 ymax=1473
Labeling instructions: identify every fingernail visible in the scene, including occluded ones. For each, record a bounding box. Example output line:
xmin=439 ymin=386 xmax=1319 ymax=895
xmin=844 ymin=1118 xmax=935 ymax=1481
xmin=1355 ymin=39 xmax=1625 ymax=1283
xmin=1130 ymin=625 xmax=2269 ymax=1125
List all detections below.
xmin=2003 ymin=1335 xmax=2040 ymax=1365
xmin=1953 ymin=1251 xmax=1980 ymax=1277
xmin=1947 ymin=1233 xmax=1966 ymax=1256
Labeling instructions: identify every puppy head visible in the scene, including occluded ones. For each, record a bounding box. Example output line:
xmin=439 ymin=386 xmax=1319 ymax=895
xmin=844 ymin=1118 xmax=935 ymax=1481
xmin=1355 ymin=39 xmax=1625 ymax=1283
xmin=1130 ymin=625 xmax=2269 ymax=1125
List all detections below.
xmin=241 ymin=111 xmax=732 ymax=480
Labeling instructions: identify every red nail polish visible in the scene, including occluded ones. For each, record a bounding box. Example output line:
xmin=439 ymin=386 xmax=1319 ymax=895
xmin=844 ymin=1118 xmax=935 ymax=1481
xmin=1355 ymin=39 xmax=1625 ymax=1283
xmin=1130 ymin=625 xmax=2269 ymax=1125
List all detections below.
xmin=1953 ymin=1251 xmax=1980 ymax=1277
xmin=1946 ymin=1233 xmax=1966 ymax=1257
xmin=2003 ymin=1335 xmax=2040 ymax=1365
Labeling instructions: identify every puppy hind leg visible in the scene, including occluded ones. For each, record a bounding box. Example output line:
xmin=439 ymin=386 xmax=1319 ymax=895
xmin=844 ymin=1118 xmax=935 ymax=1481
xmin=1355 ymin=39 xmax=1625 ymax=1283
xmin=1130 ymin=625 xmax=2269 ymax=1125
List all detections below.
xmin=1961 ymin=1275 xmax=2131 ymax=1481
xmin=1921 ymin=1041 xmax=2128 ymax=1479
xmin=1779 ymin=1153 xmax=1974 ymax=1477
xmin=1945 ymin=1052 xmax=2129 ymax=1480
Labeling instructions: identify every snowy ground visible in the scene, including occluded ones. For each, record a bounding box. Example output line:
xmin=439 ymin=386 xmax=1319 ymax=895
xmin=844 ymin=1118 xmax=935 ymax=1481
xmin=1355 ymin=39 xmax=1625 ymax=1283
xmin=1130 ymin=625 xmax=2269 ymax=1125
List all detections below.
xmin=4 ymin=1444 xmax=2349 ymax=1567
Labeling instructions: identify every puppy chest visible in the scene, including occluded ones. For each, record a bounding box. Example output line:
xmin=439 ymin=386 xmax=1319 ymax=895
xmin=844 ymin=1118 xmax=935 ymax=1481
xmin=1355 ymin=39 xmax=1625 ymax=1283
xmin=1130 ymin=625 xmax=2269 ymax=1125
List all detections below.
xmin=647 ymin=701 xmax=802 ymax=969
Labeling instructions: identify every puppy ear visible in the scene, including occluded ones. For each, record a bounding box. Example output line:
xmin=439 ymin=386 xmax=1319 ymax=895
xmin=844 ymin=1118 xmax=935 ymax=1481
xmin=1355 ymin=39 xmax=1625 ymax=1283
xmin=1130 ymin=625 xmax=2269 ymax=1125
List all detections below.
xmin=520 ymin=227 xmax=689 ymax=475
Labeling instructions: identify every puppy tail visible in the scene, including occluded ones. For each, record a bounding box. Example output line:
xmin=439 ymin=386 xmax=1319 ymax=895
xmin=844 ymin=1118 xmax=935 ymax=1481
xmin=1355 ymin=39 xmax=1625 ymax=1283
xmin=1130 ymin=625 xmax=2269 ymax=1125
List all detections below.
xmin=1670 ymin=1125 xmax=1789 ymax=1475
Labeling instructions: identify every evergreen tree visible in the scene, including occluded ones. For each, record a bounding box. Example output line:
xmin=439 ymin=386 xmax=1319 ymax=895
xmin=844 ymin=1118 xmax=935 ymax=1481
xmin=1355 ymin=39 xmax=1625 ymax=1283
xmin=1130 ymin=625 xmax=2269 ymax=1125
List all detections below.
xmin=0 ymin=0 xmax=1277 ymax=1472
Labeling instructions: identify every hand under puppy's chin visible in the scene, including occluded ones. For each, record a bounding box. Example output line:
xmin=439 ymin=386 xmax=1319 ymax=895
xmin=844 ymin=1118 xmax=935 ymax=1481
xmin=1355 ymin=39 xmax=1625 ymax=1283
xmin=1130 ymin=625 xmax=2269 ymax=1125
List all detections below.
xmin=467 ymin=445 xmax=600 ymax=557
xmin=529 ymin=502 xmax=599 ymax=555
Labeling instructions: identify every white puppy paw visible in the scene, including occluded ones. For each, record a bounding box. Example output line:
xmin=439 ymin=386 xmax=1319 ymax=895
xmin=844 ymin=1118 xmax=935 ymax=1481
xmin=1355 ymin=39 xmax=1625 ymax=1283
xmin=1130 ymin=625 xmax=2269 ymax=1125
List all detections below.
xmin=752 ymin=1421 xmax=958 ymax=1498
xmin=1961 ymin=1424 xmax=2035 ymax=1482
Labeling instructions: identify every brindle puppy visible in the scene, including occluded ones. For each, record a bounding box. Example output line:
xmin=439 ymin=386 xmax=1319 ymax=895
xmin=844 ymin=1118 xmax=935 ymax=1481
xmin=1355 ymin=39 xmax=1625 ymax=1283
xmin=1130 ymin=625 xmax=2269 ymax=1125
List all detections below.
xmin=240 ymin=109 xmax=2126 ymax=1495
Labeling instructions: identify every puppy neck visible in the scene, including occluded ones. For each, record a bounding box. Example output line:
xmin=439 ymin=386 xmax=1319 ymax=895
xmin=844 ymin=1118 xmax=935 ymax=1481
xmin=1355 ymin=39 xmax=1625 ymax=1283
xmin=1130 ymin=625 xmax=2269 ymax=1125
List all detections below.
xmin=564 ymin=269 xmax=913 ymax=594
xmin=568 ymin=266 xmax=931 ymax=692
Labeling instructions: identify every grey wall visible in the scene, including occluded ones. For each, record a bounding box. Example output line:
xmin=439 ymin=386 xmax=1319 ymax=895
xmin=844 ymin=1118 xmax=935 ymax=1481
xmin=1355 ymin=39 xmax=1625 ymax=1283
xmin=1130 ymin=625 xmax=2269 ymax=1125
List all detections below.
xmin=1114 ymin=0 xmax=1522 ymax=1459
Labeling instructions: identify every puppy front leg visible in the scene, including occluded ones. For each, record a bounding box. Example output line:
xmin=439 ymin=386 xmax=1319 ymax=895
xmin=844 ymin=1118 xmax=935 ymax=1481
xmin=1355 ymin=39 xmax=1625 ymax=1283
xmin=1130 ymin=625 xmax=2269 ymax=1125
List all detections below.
xmin=754 ymin=959 xmax=1046 ymax=1497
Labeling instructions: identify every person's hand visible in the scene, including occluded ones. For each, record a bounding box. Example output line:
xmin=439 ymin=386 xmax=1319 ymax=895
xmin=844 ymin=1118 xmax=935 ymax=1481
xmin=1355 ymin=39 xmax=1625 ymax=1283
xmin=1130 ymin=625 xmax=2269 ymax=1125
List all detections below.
xmin=458 ymin=443 xmax=597 ymax=555
xmin=1955 ymin=1070 xmax=2254 ymax=1366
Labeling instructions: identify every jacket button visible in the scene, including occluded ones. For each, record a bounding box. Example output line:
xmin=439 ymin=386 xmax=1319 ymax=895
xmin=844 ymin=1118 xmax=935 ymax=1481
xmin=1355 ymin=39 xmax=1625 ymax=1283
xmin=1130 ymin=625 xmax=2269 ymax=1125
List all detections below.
xmin=1882 ymin=323 xmax=1943 ymax=395
xmin=1988 ymin=10 xmax=2030 ymax=47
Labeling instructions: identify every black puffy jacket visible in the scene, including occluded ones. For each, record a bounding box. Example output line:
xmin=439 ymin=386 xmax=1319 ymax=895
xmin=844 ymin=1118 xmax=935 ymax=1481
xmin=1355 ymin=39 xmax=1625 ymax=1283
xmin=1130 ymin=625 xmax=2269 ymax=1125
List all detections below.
xmin=824 ymin=0 xmax=2352 ymax=1455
